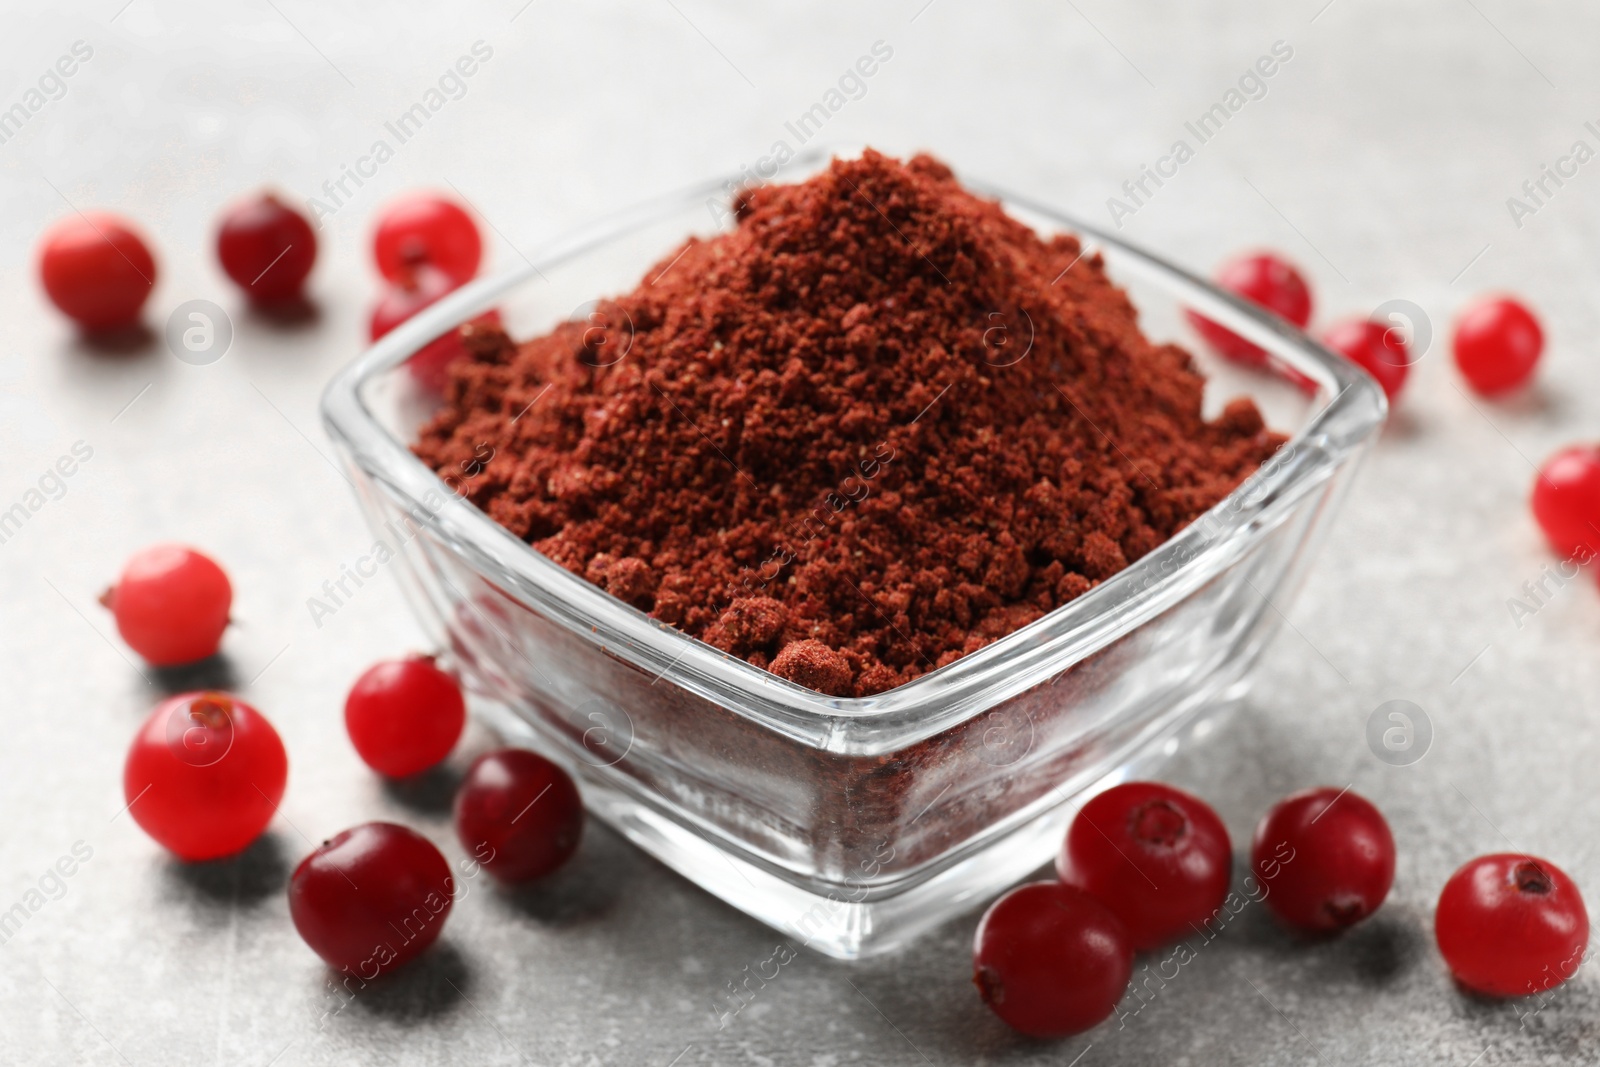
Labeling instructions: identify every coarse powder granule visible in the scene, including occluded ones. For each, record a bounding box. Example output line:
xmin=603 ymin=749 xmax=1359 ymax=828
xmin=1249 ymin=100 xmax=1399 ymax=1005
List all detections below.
xmin=414 ymin=150 xmax=1283 ymax=697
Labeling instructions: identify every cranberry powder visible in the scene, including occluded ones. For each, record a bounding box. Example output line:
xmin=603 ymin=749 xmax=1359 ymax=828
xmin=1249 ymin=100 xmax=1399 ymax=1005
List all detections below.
xmin=416 ymin=151 xmax=1280 ymax=696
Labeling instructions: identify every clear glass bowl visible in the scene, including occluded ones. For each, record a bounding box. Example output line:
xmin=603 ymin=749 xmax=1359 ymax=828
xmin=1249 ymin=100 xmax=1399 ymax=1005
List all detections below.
xmin=320 ymin=154 xmax=1386 ymax=959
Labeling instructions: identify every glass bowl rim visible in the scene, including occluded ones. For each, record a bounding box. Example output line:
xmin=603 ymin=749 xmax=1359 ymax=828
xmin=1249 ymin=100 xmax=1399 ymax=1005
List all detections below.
xmin=320 ymin=154 xmax=1386 ymax=750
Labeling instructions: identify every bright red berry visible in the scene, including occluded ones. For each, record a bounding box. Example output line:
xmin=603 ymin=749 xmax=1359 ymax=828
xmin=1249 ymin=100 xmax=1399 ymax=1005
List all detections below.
xmin=1252 ymin=787 xmax=1395 ymax=934
xmin=973 ymin=881 xmax=1132 ymax=1038
xmin=123 ymin=691 xmax=287 ymax=861
xmin=373 ymin=193 xmax=482 ymax=286
xmin=1187 ymin=251 xmax=1313 ymax=368
xmin=1435 ymin=854 xmax=1588 ymax=998
xmin=454 ymin=749 xmax=583 ymax=882
xmin=216 ymin=192 xmax=317 ymax=302
xmin=369 ymin=266 xmax=496 ymax=390
xmin=101 ymin=544 xmax=232 ymax=666
xmin=1321 ymin=319 xmax=1409 ymax=402
xmin=1056 ymin=781 xmax=1232 ymax=951
xmin=344 ymin=655 xmax=466 ymax=778
xmin=1453 ymin=296 xmax=1542 ymax=396
xmin=1531 ymin=445 xmax=1600 ymax=560
xmin=289 ymin=822 xmax=454 ymax=976
xmin=369 ymin=264 xmax=459 ymax=342
xmin=38 ymin=212 xmax=157 ymax=330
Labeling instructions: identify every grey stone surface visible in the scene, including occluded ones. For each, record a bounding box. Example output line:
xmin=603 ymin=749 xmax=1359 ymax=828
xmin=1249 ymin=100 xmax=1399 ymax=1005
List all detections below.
xmin=2 ymin=1 xmax=1598 ymax=1063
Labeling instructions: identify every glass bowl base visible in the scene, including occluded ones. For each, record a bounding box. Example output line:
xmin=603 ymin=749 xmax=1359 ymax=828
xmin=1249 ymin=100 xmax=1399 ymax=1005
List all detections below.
xmin=474 ymin=677 xmax=1250 ymax=960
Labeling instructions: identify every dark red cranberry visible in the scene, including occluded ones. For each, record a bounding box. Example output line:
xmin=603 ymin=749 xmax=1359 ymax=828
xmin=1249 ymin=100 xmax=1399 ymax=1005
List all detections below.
xmin=288 ymin=822 xmax=454 ymax=976
xmin=454 ymin=748 xmax=583 ymax=882
xmin=1056 ymin=781 xmax=1233 ymax=951
xmin=973 ymin=881 xmax=1133 ymax=1038
xmin=1252 ymin=787 xmax=1395 ymax=933
xmin=216 ymin=192 xmax=317 ymax=301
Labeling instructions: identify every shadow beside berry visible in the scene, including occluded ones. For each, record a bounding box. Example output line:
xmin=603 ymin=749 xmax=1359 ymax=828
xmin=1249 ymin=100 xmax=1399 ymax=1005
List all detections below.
xmin=161 ymin=830 xmax=289 ymax=910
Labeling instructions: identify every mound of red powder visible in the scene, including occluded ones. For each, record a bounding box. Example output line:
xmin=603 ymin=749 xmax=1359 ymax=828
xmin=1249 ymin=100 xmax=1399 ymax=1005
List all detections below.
xmin=415 ymin=150 xmax=1281 ymax=697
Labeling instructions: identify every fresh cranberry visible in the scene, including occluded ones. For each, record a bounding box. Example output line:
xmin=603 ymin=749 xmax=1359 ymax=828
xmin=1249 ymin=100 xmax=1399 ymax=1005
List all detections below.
xmin=1435 ymin=854 xmax=1588 ymax=998
xmin=454 ymin=749 xmax=583 ymax=882
xmin=344 ymin=655 xmax=466 ymax=778
xmin=1453 ymin=296 xmax=1542 ymax=396
xmin=289 ymin=822 xmax=454 ymax=976
xmin=1531 ymin=445 xmax=1600 ymax=560
xmin=1056 ymin=781 xmax=1232 ymax=951
xmin=973 ymin=881 xmax=1132 ymax=1038
xmin=369 ymin=264 xmax=459 ymax=341
xmin=101 ymin=544 xmax=232 ymax=666
xmin=373 ymin=193 xmax=482 ymax=286
xmin=123 ymin=691 xmax=287 ymax=861
xmin=369 ymin=267 xmax=497 ymax=390
xmin=1321 ymin=319 xmax=1409 ymax=402
xmin=38 ymin=212 xmax=157 ymax=330
xmin=216 ymin=192 xmax=317 ymax=302
xmin=1187 ymin=251 xmax=1313 ymax=368
xmin=1252 ymin=787 xmax=1395 ymax=933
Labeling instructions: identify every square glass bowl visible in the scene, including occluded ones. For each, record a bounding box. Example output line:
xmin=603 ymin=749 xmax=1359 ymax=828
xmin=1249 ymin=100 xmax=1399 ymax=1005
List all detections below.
xmin=321 ymin=157 xmax=1386 ymax=959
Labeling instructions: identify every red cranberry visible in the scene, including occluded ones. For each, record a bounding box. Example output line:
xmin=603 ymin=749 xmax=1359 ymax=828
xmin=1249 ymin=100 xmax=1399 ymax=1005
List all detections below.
xmin=1435 ymin=854 xmax=1588 ymax=998
xmin=101 ymin=544 xmax=232 ymax=666
xmin=216 ymin=192 xmax=317 ymax=302
xmin=289 ymin=822 xmax=454 ymax=976
xmin=123 ymin=691 xmax=287 ymax=861
xmin=1187 ymin=251 xmax=1313 ymax=368
xmin=368 ymin=266 xmax=497 ymax=390
xmin=1252 ymin=787 xmax=1395 ymax=933
xmin=973 ymin=881 xmax=1132 ymax=1038
xmin=1453 ymin=296 xmax=1542 ymax=396
xmin=1321 ymin=319 xmax=1409 ymax=402
xmin=1531 ymin=445 xmax=1600 ymax=560
xmin=373 ymin=193 xmax=482 ymax=286
xmin=38 ymin=212 xmax=157 ymax=330
xmin=1056 ymin=781 xmax=1232 ymax=951
xmin=369 ymin=264 xmax=460 ymax=341
xmin=454 ymin=748 xmax=583 ymax=882
xmin=344 ymin=655 xmax=466 ymax=778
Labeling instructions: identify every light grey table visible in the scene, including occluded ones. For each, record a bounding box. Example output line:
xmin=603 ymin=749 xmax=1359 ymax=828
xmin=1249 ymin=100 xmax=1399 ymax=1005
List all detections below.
xmin=3 ymin=1 xmax=1598 ymax=1063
